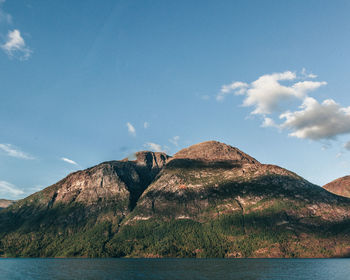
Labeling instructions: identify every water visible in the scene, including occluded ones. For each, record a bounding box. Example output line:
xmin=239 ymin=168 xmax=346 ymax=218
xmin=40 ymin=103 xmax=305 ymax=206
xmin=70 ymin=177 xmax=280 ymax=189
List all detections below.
xmin=0 ymin=258 xmax=349 ymax=280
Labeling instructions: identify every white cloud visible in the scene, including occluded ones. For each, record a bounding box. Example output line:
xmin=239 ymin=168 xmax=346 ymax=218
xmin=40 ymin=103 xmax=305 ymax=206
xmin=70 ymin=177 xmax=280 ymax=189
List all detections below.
xmin=248 ymin=72 xmax=325 ymax=115
xmin=144 ymin=142 xmax=165 ymax=153
xmin=243 ymin=71 xmax=297 ymax=115
xmin=61 ymin=157 xmax=78 ymax=165
xmin=143 ymin=122 xmax=150 ymax=129
xmin=261 ymin=117 xmax=279 ymax=128
xmin=292 ymin=80 xmax=327 ymax=95
xmin=169 ymin=136 xmax=180 ymax=146
xmin=217 ymin=81 xmax=248 ymax=101
xmin=280 ymin=97 xmax=350 ymax=140
xmin=344 ymin=141 xmax=350 ymax=151
xmin=219 ymin=70 xmax=350 ymax=143
xmin=0 ymin=144 xmax=35 ymax=159
xmin=0 ymin=180 xmax=24 ymax=197
xmin=1 ymin=29 xmax=32 ymax=60
xmin=126 ymin=122 xmax=136 ymax=136
xmin=218 ymin=71 xmax=326 ymax=115
xmin=0 ymin=0 xmax=12 ymax=24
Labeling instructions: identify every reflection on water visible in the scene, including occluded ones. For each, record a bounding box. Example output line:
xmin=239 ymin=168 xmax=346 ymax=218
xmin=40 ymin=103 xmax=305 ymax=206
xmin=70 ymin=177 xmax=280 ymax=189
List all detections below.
xmin=0 ymin=258 xmax=349 ymax=280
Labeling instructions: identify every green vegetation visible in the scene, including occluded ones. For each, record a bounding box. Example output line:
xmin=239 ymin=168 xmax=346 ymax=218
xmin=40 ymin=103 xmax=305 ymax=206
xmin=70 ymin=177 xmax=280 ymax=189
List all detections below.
xmin=1 ymin=197 xmax=348 ymax=258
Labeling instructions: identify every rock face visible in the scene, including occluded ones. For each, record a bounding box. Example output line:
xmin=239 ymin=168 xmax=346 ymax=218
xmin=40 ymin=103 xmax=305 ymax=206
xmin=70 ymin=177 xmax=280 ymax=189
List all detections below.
xmin=21 ymin=151 xmax=169 ymax=209
xmin=53 ymin=151 xmax=168 ymax=208
xmin=1 ymin=141 xmax=350 ymax=258
xmin=323 ymin=176 xmax=350 ymax=198
xmin=0 ymin=199 xmax=14 ymax=210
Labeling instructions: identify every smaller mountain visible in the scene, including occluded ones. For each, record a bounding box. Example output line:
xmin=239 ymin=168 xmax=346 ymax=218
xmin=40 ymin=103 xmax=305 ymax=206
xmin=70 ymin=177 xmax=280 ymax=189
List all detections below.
xmin=0 ymin=199 xmax=14 ymax=210
xmin=323 ymin=176 xmax=350 ymax=198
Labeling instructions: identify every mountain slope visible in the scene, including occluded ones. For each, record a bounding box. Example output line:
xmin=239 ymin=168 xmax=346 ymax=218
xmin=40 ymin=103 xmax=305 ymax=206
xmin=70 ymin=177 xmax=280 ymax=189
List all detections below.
xmin=323 ymin=176 xmax=350 ymax=198
xmin=1 ymin=141 xmax=350 ymax=258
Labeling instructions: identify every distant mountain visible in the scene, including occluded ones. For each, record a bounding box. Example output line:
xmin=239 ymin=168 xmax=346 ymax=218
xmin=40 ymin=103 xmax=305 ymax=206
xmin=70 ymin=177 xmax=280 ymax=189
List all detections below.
xmin=1 ymin=141 xmax=350 ymax=258
xmin=323 ymin=176 xmax=350 ymax=198
xmin=0 ymin=199 xmax=14 ymax=210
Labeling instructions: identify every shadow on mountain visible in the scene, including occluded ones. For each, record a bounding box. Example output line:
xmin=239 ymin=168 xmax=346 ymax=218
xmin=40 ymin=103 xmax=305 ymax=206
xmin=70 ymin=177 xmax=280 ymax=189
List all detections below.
xmin=165 ymin=158 xmax=243 ymax=169
xmin=144 ymin=174 xmax=350 ymax=207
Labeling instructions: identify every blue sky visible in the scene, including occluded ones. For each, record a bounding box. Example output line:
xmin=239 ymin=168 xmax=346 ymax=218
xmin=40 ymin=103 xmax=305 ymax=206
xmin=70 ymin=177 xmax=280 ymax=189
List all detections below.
xmin=1 ymin=0 xmax=350 ymax=199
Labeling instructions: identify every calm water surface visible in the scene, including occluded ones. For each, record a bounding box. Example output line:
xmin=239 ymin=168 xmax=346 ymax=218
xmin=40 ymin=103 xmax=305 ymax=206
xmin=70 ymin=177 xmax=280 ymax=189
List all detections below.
xmin=0 ymin=258 xmax=349 ymax=280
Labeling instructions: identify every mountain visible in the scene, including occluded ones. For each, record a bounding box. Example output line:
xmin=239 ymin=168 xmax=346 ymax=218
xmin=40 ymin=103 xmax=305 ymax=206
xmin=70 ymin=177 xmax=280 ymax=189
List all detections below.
xmin=0 ymin=199 xmax=14 ymax=210
xmin=323 ymin=176 xmax=350 ymax=198
xmin=1 ymin=141 xmax=350 ymax=258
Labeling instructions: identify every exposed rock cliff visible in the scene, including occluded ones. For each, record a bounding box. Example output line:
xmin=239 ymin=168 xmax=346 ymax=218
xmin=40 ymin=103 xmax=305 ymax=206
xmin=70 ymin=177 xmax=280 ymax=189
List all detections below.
xmin=17 ymin=151 xmax=169 ymax=211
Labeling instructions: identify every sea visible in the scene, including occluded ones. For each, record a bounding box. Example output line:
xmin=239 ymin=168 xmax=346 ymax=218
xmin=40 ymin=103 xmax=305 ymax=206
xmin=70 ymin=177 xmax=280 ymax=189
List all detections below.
xmin=0 ymin=258 xmax=349 ymax=280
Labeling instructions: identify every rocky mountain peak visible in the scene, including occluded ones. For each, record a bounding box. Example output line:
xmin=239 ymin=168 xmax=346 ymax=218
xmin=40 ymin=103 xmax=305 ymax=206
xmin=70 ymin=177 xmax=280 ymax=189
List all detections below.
xmin=123 ymin=151 xmax=170 ymax=168
xmin=323 ymin=175 xmax=350 ymax=198
xmin=133 ymin=151 xmax=170 ymax=169
xmin=173 ymin=140 xmax=259 ymax=164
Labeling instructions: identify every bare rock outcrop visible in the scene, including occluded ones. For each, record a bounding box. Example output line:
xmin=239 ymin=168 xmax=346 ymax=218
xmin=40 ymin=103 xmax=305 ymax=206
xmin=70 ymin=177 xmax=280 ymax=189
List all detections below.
xmin=18 ymin=151 xmax=169 ymax=214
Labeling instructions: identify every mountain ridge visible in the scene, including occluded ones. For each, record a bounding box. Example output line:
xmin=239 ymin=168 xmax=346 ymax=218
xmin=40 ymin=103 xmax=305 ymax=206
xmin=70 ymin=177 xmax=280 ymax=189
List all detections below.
xmin=1 ymin=141 xmax=350 ymax=258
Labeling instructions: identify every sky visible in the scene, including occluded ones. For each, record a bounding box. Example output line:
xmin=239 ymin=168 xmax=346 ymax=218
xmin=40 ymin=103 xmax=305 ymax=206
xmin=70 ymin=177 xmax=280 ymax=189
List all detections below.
xmin=1 ymin=0 xmax=350 ymax=199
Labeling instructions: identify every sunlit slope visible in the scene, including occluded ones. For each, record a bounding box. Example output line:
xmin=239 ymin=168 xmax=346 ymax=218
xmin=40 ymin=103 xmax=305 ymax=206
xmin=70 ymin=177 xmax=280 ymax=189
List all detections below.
xmin=323 ymin=176 xmax=350 ymax=198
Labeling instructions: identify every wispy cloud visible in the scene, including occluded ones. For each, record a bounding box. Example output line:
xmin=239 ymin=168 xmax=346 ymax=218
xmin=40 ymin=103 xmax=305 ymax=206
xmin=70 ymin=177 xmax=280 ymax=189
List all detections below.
xmin=336 ymin=152 xmax=343 ymax=159
xmin=1 ymin=29 xmax=32 ymax=60
xmin=126 ymin=122 xmax=136 ymax=136
xmin=0 ymin=144 xmax=35 ymax=159
xmin=217 ymin=81 xmax=249 ymax=101
xmin=301 ymin=68 xmax=317 ymax=79
xmin=261 ymin=117 xmax=279 ymax=128
xmin=144 ymin=142 xmax=166 ymax=153
xmin=344 ymin=142 xmax=350 ymax=151
xmin=169 ymin=136 xmax=180 ymax=146
xmin=143 ymin=122 xmax=150 ymax=129
xmin=0 ymin=180 xmax=24 ymax=197
xmin=61 ymin=157 xmax=78 ymax=165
